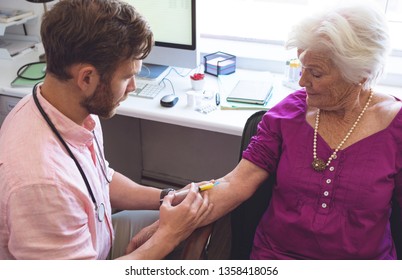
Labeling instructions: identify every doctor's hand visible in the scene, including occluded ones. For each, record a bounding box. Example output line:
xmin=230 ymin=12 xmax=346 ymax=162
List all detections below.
xmin=158 ymin=183 xmax=213 ymax=247
xmin=123 ymin=183 xmax=213 ymax=259
xmin=171 ymin=180 xmax=213 ymax=206
xmin=125 ymin=220 xmax=159 ymax=255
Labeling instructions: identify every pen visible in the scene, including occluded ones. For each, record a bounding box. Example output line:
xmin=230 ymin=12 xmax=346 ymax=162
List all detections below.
xmin=220 ymin=105 xmax=270 ymax=110
xmin=215 ymin=92 xmax=221 ymax=106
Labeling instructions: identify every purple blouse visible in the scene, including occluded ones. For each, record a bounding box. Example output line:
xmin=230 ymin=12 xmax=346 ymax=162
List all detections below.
xmin=243 ymin=89 xmax=402 ymax=259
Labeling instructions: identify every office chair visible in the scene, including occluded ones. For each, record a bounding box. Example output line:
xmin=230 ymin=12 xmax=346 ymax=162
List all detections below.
xmin=177 ymin=110 xmax=268 ymax=260
xmin=230 ymin=110 xmax=271 ymax=259
xmin=177 ymin=213 xmax=231 ymax=259
xmin=179 ymin=224 xmax=214 ymax=259
xmin=390 ymin=198 xmax=402 ymax=259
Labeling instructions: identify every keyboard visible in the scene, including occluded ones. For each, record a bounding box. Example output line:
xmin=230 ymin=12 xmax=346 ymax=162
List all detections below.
xmin=129 ymin=81 xmax=164 ymax=99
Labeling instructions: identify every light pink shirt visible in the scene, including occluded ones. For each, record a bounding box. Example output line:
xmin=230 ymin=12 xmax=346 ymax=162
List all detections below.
xmin=0 ymin=87 xmax=114 ymax=259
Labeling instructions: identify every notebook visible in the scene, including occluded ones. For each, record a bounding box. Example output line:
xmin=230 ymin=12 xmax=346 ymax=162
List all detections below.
xmin=138 ymin=63 xmax=170 ymax=80
xmin=11 ymin=62 xmax=46 ymax=87
xmin=226 ymin=78 xmax=273 ymax=105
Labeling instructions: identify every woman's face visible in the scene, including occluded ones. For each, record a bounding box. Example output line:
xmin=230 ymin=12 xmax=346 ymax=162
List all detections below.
xmin=298 ymin=50 xmax=358 ymax=111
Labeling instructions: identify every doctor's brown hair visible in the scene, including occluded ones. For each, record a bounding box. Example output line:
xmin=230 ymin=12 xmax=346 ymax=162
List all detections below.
xmin=40 ymin=0 xmax=153 ymax=82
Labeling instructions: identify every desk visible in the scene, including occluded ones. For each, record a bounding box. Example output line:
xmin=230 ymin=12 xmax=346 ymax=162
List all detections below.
xmin=2 ymin=46 xmax=401 ymax=187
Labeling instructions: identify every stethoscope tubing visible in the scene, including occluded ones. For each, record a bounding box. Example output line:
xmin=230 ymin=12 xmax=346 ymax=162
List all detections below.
xmin=32 ymin=83 xmax=105 ymax=222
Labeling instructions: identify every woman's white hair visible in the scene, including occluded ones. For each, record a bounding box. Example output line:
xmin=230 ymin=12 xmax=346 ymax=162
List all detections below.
xmin=285 ymin=1 xmax=390 ymax=90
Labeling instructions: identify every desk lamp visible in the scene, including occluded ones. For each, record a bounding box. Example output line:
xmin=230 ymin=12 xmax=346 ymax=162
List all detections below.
xmin=25 ymin=0 xmax=55 ymax=13
xmin=25 ymin=0 xmax=55 ymax=61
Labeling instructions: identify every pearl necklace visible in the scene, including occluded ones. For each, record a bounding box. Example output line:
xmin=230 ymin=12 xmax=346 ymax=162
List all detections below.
xmin=312 ymin=89 xmax=374 ymax=172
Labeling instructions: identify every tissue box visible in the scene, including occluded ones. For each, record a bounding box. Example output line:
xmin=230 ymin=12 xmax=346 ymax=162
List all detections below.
xmin=204 ymin=51 xmax=236 ymax=76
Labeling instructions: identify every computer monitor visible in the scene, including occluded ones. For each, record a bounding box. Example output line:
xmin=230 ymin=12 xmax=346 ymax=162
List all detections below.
xmin=122 ymin=0 xmax=199 ymax=71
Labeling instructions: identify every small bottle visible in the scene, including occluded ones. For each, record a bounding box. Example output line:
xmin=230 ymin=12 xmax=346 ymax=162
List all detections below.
xmin=291 ymin=58 xmax=303 ymax=83
xmin=289 ymin=59 xmax=297 ymax=82
xmin=284 ymin=60 xmax=290 ymax=82
xmin=293 ymin=59 xmax=301 ymax=83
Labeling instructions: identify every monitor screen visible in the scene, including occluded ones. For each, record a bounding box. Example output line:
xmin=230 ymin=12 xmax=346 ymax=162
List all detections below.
xmin=122 ymin=0 xmax=199 ymax=70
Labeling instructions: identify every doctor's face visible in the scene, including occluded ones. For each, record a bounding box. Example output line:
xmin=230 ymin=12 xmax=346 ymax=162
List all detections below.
xmin=82 ymin=59 xmax=141 ymax=119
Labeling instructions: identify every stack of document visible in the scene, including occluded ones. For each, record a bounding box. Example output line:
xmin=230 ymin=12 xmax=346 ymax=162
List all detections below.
xmin=0 ymin=9 xmax=34 ymax=23
xmin=226 ymin=79 xmax=273 ymax=105
xmin=220 ymin=77 xmax=273 ymax=110
xmin=205 ymin=56 xmax=236 ymax=76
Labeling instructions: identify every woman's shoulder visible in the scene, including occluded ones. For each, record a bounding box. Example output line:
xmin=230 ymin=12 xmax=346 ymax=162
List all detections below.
xmin=371 ymin=91 xmax=402 ymax=131
xmin=267 ymin=89 xmax=307 ymax=119
xmin=372 ymin=91 xmax=402 ymax=117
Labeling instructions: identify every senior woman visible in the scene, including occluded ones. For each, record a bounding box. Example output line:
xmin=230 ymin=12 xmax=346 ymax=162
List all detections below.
xmin=199 ymin=2 xmax=402 ymax=259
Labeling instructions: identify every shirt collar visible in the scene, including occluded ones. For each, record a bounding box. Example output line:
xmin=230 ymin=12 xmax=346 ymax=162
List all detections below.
xmin=34 ymin=85 xmax=96 ymax=149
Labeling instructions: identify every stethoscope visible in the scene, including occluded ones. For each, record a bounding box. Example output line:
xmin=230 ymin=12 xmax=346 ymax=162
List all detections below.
xmin=32 ymin=84 xmax=108 ymax=222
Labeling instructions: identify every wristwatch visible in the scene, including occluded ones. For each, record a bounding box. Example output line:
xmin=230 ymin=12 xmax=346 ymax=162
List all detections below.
xmin=160 ymin=188 xmax=175 ymax=205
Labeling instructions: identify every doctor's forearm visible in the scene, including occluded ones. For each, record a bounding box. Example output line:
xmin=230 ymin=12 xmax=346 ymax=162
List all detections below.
xmin=109 ymin=172 xmax=161 ymax=210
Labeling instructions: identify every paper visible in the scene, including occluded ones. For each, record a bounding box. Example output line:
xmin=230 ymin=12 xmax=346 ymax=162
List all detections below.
xmin=0 ymin=38 xmax=35 ymax=56
xmin=206 ymin=57 xmax=233 ymax=67
xmin=0 ymin=9 xmax=34 ymax=23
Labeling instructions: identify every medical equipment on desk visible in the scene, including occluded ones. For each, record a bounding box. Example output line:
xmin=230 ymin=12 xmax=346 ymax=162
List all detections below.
xmin=186 ymin=90 xmax=219 ymax=114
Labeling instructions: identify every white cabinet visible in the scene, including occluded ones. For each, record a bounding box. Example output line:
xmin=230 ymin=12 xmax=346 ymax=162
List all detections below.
xmin=0 ymin=13 xmax=40 ymax=59
xmin=0 ymin=12 xmax=37 ymax=35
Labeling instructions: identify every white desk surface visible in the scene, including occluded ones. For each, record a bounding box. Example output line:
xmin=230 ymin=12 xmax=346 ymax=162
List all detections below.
xmin=0 ymin=46 xmax=293 ymax=136
xmin=1 ymin=45 xmax=401 ymax=136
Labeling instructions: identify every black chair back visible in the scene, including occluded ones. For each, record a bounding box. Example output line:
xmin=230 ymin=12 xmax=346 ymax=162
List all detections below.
xmin=230 ymin=110 xmax=272 ymax=259
xmin=390 ymin=198 xmax=402 ymax=259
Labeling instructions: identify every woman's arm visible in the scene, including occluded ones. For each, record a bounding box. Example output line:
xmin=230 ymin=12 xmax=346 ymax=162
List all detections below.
xmin=201 ymin=158 xmax=270 ymax=225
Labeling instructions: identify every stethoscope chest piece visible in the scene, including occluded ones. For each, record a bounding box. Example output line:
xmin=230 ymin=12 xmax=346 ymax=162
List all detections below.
xmin=97 ymin=203 xmax=105 ymax=222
